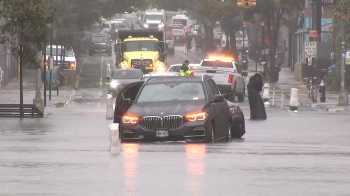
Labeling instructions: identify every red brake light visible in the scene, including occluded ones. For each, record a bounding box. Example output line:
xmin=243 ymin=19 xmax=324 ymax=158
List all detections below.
xmin=172 ymin=35 xmax=174 ymax=40
xmin=182 ymin=35 xmax=186 ymax=39
xmin=228 ymin=74 xmax=233 ymax=83
xmin=190 ymin=72 xmax=194 ymax=76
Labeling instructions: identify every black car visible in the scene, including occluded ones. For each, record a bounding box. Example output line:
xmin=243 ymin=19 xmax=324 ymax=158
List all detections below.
xmin=89 ymin=33 xmax=112 ymax=56
xmin=107 ymin=69 xmax=143 ymax=98
xmin=172 ymin=29 xmax=186 ymax=45
xmin=113 ymin=75 xmax=246 ymax=143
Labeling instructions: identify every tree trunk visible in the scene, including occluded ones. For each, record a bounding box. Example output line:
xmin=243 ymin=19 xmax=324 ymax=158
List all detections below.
xmin=203 ymin=22 xmax=215 ymax=54
xmin=270 ymin=9 xmax=283 ymax=83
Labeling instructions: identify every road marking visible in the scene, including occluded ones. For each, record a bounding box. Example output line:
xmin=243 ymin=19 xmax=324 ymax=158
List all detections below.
xmin=100 ymin=56 xmax=104 ymax=87
xmin=178 ymin=50 xmax=201 ymax=63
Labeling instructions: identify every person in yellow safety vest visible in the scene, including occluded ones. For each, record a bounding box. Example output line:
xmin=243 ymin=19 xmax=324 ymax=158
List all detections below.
xmin=179 ymin=60 xmax=193 ymax=76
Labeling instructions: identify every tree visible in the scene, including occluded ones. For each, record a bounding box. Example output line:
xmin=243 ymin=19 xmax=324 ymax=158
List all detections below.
xmin=243 ymin=0 xmax=304 ymax=83
xmin=0 ymin=0 xmax=53 ymax=65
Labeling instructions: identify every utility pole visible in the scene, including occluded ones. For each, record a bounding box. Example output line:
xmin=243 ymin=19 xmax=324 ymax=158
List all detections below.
xmin=19 ymin=32 xmax=24 ymax=118
xmin=338 ymin=15 xmax=348 ymax=105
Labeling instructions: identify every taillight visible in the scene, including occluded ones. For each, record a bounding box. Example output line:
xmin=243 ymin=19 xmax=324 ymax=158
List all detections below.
xmin=172 ymin=36 xmax=174 ymax=40
xmin=228 ymin=74 xmax=233 ymax=83
xmin=190 ymin=72 xmax=194 ymax=76
xmin=182 ymin=35 xmax=186 ymax=40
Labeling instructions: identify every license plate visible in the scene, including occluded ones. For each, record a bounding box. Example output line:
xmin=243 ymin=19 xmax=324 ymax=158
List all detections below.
xmin=156 ymin=130 xmax=169 ymax=138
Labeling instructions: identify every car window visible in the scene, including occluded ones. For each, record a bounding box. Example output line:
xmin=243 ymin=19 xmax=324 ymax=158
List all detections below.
xmin=112 ymin=70 xmax=143 ymax=79
xmin=168 ymin=66 xmax=181 ymax=72
xmin=201 ymin=61 xmax=233 ymax=68
xmin=172 ymin=29 xmax=184 ymax=34
xmin=137 ymin=82 xmax=205 ymax=103
xmin=92 ymin=36 xmax=107 ymax=43
xmin=124 ymin=41 xmax=158 ymax=52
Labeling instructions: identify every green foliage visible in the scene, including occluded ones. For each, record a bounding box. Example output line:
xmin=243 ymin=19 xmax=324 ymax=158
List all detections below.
xmin=0 ymin=0 xmax=53 ymax=67
xmin=49 ymin=0 xmax=147 ymax=55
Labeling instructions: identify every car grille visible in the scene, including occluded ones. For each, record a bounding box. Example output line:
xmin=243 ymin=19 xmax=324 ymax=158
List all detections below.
xmin=148 ymin=23 xmax=159 ymax=28
xmin=141 ymin=115 xmax=183 ymax=131
xmin=131 ymin=59 xmax=152 ymax=69
xmin=94 ymin=43 xmax=106 ymax=50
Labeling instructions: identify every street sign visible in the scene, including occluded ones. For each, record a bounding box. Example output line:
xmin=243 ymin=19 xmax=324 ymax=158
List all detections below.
xmin=309 ymin=30 xmax=317 ymax=38
xmin=304 ymin=41 xmax=317 ymax=58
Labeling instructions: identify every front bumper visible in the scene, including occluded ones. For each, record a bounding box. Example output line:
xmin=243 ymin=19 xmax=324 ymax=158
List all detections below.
xmin=121 ymin=120 xmax=211 ymax=142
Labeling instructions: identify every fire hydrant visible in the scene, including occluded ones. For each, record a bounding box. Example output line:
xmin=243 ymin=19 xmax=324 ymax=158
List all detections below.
xmin=319 ymin=80 xmax=326 ymax=102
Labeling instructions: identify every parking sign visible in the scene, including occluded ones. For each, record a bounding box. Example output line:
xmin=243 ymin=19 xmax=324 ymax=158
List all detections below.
xmin=304 ymin=42 xmax=317 ymax=58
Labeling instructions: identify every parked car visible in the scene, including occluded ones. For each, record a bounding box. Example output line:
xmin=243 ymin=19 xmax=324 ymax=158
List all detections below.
xmin=113 ymin=75 xmax=246 ymax=143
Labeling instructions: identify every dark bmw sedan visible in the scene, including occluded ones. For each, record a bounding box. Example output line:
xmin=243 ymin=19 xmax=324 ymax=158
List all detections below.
xmin=113 ymin=76 xmax=245 ymax=143
xmin=107 ymin=69 xmax=143 ymax=97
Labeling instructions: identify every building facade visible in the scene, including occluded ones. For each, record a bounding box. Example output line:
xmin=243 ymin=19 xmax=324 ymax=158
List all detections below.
xmin=0 ymin=17 xmax=18 ymax=89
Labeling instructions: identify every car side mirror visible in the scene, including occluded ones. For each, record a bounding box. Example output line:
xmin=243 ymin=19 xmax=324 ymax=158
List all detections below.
xmin=212 ymin=94 xmax=225 ymax=103
xmin=242 ymin=71 xmax=248 ymax=77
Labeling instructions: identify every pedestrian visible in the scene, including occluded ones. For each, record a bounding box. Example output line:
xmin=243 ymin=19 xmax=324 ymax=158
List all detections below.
xmin=179 ymin=60 xmax=193 ymax=76
xmin=247 ymin=72 xmax=267 ymax=120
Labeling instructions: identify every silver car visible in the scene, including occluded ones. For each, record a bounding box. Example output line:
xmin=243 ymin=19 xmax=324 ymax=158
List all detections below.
xmin=165 ymin=32 xmax=175 ymax=55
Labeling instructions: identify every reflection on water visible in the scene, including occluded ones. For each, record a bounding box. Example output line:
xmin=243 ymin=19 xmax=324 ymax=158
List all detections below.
xmin=123 ymin=143 xmax=140 ymax=195
xmin=186 ymin=144 xmax=206 ymax=196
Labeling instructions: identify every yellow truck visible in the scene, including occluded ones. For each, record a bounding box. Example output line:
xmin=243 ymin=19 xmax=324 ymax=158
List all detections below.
xmin=114 ymin=30 xmax=168 ymax=73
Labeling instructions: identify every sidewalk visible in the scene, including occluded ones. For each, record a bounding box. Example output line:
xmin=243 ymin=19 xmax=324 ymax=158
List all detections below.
xmin=0 ymin=69 xmax=74 ymax=111
xmin=247 ymin=60 xmax=350 ymax=112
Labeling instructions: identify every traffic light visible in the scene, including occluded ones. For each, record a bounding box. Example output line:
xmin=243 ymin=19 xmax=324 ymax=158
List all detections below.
xmin=237 ymin=0 xmax=256 ymax=7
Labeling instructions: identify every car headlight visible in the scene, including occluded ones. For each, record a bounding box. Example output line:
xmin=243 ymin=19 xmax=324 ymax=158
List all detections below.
xmin=185 ymin=112 xmax=208 ymax=121
xmin=158 ymin=23 xmax=164 ymax=28
xmin=110 ymin=80 xmax=120 ymax=88
xmin=143 ymin=23 xmax=149 ymax=28
xmin=122 ymin=115 xmax=139 ymax=124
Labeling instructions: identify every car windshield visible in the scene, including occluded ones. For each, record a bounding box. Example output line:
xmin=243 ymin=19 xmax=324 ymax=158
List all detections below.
xmin=172 ymin=29 xmax=183 ymax=34
xmin=112 ymin=70 xmax=143 ymax=79
xmin=137 ymin=82 xmax=205 ymax=103
xmin=201 ymin=61 xmax=233 ymax=68
xmin=92 ymin=36 xmax=108 ymax=43
xmin=46 ymin=47 xmax=74 ymax=57
xmin=145 ymin=15 xmax=162 ymax=21
xmin=124 ymin=41 xmax=158 ymax=52
xmin=173 ymin=19 xmax=187 ymax=26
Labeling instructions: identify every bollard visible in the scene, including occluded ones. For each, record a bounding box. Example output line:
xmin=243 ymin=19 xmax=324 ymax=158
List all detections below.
xmin=319 ymin=80 xmax=326 ymax=102
xmin=289 ymin=88 xmax=299 ymax=111
xmin=262 ymin=83 xmax=270 ymax=107
xmin=280 ymin=93 xmax=284 ymax=110
xmin=106 ymin=94 xmax=114 ymax=120
xmin=109 ymin=123 xmax=120 ymax=155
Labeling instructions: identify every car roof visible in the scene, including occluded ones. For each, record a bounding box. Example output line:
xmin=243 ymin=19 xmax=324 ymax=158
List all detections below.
xmin=146 ymin=76 xmax=203 ymax=84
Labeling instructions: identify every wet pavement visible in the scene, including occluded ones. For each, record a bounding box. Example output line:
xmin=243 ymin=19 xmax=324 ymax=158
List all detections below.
xmin=1 ymin=46 xmax=350 ymax=195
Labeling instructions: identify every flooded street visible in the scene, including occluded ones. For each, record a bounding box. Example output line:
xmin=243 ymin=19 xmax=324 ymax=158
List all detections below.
xmin=1 ymin=50 xmax=350 ymax=196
